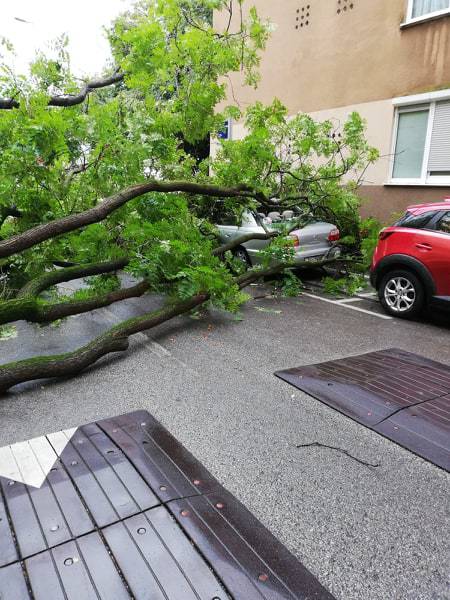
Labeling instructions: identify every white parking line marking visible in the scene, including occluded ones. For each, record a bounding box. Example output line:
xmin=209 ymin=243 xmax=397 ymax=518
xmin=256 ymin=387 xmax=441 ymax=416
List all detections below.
xmin=335 ymin=298 xmax=364 ymax=304
xmin=303 ymin=293 xmax=393 ymax=320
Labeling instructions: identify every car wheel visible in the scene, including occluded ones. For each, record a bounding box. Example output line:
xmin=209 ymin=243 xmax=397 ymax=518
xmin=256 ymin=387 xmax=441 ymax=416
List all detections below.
xmin=379 ymin=269 xmax=425 ymax=319
xmin=233 ymin=247 xmax=252 ymax=270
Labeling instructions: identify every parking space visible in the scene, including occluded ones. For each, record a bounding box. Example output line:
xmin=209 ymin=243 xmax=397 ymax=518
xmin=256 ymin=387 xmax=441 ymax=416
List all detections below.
xmin=0 ymin=287 xmax=449 ymax=599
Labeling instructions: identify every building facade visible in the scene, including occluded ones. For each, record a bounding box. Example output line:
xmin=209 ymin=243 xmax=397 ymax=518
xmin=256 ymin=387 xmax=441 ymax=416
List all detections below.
xmin=214 ymin=0 xmax=450 ymax=222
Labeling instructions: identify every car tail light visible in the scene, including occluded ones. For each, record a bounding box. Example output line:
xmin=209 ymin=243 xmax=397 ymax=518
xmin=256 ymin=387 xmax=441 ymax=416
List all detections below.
xmin=379 ymin=229 xmax=394 ymax=241
xmin=328 ymin=228 xmax=340 ymax=242
xmin=289 ymin=234 xmax=300 ymax=248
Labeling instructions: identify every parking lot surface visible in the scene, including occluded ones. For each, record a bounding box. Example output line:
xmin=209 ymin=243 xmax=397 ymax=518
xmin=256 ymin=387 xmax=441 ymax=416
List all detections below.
xmin=0 ymin=285 xmax=449 ymax=600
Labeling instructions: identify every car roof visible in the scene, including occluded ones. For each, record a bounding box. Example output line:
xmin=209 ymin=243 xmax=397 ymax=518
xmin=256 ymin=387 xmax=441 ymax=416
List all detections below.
xmin=407 ymin=200 xmax=450 ymax=215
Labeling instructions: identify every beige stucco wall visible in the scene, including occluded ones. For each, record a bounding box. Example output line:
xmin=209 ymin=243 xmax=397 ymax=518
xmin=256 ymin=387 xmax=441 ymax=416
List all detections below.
xmin=216 ymin=0 xmax=450 ymax=114
xmin=212 ymin=98 xmax=395 ymax=185
xmin=213 ymin=1 xmax=450 ymax=221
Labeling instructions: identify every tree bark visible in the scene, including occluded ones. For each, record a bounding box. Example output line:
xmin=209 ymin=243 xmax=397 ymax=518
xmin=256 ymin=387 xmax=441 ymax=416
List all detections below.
xmin=17 ymin=258 xmax=129 ymax=298
xmin=0 ymin=280 xmax=149 ymax=326
xmin=212 ymin=232 xmax=277 ymax=256
xmin=0 ymin=261 xmax=297 ymax=392
xmin=0 ymin=293 xmax=209 ymax=393
xmin=0 ymin=181 xmax=259 ymax=259
xmin=0 ymin=72 xmax=124 ymax=110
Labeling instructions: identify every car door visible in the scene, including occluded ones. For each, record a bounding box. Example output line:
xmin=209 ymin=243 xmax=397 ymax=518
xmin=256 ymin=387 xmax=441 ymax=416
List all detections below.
xmin=425 ymin=211 xmax=450 ymax=296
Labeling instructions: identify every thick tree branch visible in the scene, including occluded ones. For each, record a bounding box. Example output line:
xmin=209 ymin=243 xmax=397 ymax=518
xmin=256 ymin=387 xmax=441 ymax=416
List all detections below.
xmin=212 ymin=231 xmax=277 ymax=256
xmin=0 ymin=280 xmax=149 ymax=326
xmin=0 ymin=72 xmax=124 ymax=110
xmin=0 ymin=292 xmax=209 ymax=393
xmin=0 ymin=261 xmax=295 ymax=392
xmin=17 ymin=258 xmax=130 ymax=298
xmin=0 ymin=181 xmax=260 ymax=260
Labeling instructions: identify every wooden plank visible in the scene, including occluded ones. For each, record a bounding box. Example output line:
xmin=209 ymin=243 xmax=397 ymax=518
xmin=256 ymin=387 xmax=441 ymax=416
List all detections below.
xmin=47 ymin=430 xmax=123 ymax=528
xmin=10 ymin=441 xmax=73 ymax=550
xmin=169 ymin=492 xmax=335 ymax=600
xmin=145 ymin=505 xmax=225 ymax=599
xmin=50 ymin=539 xmax=100 ymax=600
xmin=0 ymin=445 xmax=47 ymax=559
xmin=0 ymin=487 xmax=19 ymax=567
xmin=102 ymin=521 xmax=168 ymax=600
xmin=25 ymin=551 xmax=66 ymax=600
xmin=169 ymin=497 xmax=267 ymax=599
xmin=0 ymin=562 xmax=30 ymax=599
xmin=62 ymin=429 xmax=141 ymax=520
xmin=76 ymin=532 xmax=130 ymax=600
xmin=98 ymin=411 xmax=218 ymax=502
xmin=79 ymin=424 xmax=159 ymax=511
xmin=29 ymin=436 xmax=94 ymax=539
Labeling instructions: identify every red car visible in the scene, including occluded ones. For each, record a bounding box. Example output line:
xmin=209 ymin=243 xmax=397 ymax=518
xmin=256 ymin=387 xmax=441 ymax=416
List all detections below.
xmin=370 ymin=200 xmax=450 ymax=318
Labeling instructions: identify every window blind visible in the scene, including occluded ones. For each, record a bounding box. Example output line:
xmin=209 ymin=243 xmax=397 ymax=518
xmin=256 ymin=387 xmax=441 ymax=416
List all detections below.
xmin=412 ymin=0 xmax=449 ymax=18
xmin=428 ymin=100 xmax=450 ymax=173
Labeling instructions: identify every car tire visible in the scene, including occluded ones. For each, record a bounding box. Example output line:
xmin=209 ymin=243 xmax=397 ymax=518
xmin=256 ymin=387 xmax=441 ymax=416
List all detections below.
xmin=379 ymin=269 xmax=425 ymax=319
xmin=233 ymin=246 xmax=252 ymax=270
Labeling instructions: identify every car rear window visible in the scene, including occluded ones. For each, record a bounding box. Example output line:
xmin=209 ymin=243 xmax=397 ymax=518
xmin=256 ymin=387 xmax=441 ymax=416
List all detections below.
xmin=394 ymin=210 xmax=437 ymax=230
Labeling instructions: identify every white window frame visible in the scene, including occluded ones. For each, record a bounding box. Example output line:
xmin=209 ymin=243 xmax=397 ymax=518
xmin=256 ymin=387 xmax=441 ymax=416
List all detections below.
xmin=403 ymin=0 xmax=450 ymax=27
xmin=388 ymin=89 xmax=450 ymax=186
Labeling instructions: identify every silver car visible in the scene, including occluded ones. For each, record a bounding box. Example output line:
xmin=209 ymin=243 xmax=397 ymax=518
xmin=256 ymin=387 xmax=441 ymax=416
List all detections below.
xmin=216 ymin=210 xmax=341 ymax=267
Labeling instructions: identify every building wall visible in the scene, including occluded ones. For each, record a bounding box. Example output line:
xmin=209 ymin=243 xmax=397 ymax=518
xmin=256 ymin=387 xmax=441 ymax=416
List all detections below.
xmin=216 ymin=0 xmax=450 ymax=113
xmin=214 ymin=0 xmax=450 ymax=222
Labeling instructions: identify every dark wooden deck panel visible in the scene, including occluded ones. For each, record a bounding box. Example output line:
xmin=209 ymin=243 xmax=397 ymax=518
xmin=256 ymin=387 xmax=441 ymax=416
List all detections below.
xmin=0 ymin=410 xmax=334 ymax=599
xmin=275 ymin=348 xmax=450 ymax=471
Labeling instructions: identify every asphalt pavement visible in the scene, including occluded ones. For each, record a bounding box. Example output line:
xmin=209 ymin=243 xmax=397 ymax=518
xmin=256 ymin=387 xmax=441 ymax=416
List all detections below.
xmin=0 ymin=283 xmax=449 ymax=600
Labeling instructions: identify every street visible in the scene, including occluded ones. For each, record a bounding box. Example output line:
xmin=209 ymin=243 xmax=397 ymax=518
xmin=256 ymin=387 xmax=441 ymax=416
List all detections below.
xmin=0 ymin=285 xmax=449 ymax=600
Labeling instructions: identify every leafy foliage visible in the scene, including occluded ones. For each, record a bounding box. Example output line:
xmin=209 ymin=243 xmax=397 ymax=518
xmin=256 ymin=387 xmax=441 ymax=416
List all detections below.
xmin=0 ymin=0 xmax=378 ymax=319
xmin=323 ymin=273 xmax=366 ymax=297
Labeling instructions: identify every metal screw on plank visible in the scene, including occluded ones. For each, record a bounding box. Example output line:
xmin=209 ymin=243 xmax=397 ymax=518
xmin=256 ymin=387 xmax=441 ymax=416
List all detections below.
xmin=8 ymin=481 xmax=14 ymax=486
xmin=216 ymin=502 xmax=224 ymax=509
xmin=193 ymin=479 xmax=201 ymax=485
xmin=50 ymin=525 xmax=59 ymax=532
xmin=64 ymin=558 xmax=74 ymax=566
xmin=137 ymin=528 xmax=146 ymax=535
xmin=141 ymin=422 xmax=146 ymax=427
xmin=71 ymin=461 xmax=78 ymax=466
xmin=160 ymin=485 xmax=167 ymax=491
xmin=258 ymin=573 xmax=269 ymax=582
xmin=181 ymin=510 xmax=190 ymax=517
xmin=112 ymin=429 xmax=118 ymax=433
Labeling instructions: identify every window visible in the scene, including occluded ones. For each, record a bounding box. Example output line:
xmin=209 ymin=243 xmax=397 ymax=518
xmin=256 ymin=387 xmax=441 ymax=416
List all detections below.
xmin=437 ymin=211 xmax=450 ymax=234
xmin=391 ymin=96 xmax=450 ymax=185
xmin=395 ymin=210 xmax=438 ymax=229
xmin=218 ymin=119 xmax=231 ymax=140
xmin=406 ymin=0 xmax=450 ymax=23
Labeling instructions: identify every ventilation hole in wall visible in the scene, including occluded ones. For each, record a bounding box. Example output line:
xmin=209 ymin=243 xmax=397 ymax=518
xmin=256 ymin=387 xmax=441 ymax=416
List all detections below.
xmin=337 ymin=0 xmax=355 ymax=14
xmin=295 ymin=5 xmax=312 ymax=29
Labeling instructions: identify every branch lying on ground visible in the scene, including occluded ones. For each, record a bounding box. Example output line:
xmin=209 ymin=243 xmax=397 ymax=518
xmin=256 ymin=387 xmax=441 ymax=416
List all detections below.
xmin=0 ymin=181 xmax=264 ymax=259
xmin=0 ymin=72 xmax=124 ymax=110
xmin=296 ymin=442 xmax=380 ymax=468
xmin=1 ymin=257 xmax=132 ymax=326
xmin=17 ymin=258 xmax=129 ymax=298
xmin=0 ymin=262 xmax=293 ymax=393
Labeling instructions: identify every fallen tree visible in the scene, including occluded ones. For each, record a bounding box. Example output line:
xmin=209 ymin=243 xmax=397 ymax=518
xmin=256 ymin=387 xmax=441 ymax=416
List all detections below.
xmin=0 ymin=0 xmax=378 ymax=393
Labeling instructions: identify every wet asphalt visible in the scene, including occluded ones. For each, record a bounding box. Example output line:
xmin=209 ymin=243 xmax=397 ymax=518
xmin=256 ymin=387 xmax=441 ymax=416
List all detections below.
xmin=0 ymin=283 xmax=449 ymax=600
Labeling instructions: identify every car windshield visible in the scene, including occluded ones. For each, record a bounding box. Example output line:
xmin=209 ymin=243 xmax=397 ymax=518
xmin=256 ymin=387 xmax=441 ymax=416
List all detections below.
xmin=256 ymin=209 xmax=313 ymax=230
